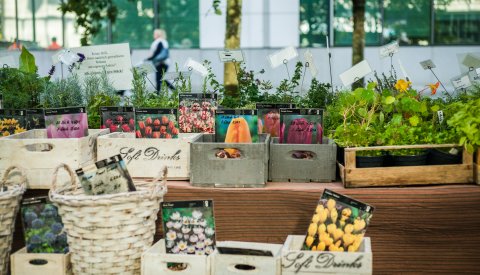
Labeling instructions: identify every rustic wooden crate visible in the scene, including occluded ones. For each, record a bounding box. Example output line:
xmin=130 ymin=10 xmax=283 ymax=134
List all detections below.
xmin=269 ymin=138 xmax=336 ymax=182
xmin=0 ymin=129 xmax=108 ymax=189
xmin=11 ymin=248 xmax=71 ymax=275
xmin=282 ymin=235 xmax=372 ymax=275
xmin=141 ymin=239 xmax=210 ymax=275
xmin=211 ymin=241 xmax=282 ymax=275
xmin=339 ymin=144 xmax=474 ymax=188
xmin=475 ymin=150 xmax=479 ymax=185
xmin=190 ymin=134 xmax=269 ymax=188
xmin=97 ymin=132 xmax=202 ymax=180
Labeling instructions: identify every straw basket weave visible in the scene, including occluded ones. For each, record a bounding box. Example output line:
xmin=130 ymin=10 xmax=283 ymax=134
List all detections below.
xmin=0 ymin=166 xmax=27 ymax=275
xmin=49 ymin=163 xmax=168 ymax=275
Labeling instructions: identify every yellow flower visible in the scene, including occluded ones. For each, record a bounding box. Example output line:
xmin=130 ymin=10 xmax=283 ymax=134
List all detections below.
xmin=327 ymin=223 xmax=336 ymax=235
xmin=395 ymin=79 xmax=411 ymax=92
xmin=317 ymin=241 xmax=326 ymax=251
xmin=341 ymin=208 xmax=352 ymax=220
xmin=427 ymin=82 xmax=439 ymax=95
xmin=330 ymin=208 xmax=338 ymax=223
xmin=318 ymin=223 xmax=326 ymax=234
xmin=315 ymin=204 xmax=324 ymax=214
xmin=327 ymin=199 xmax=336 ymax=211
xmin=311 ymin=214 xmax=321 ymax=224
xmin=333 ymin=228 xmax=344 ymax=241
xmin=353 ymin=219 xmax=366 ymax=232
xmin=308 ymin=223 xmax=318 ymax=236
xmin=343 ymin=233 xmax=355 ymax=246
xmin=344 ymin=224 xmax=354 ymax=234
xmin=2 ymin=131 xmax=10 ymax=136
xmin=319 ymin=209 xmax=328 ymax=223
xmin=305 ymin=235 xmax=314 ymax=247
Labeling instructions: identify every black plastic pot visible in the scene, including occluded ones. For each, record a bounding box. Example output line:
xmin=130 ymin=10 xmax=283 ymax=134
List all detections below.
xmin=356 ymin=155 xmax=385 ymax=168
xmin=390 ymin=152 xmax=428 ymax=166
xmin=427 ymin=148 xmax=462 ymax=165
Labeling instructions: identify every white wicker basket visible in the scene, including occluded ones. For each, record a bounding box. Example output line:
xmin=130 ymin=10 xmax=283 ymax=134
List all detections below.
xmin=49 ymin=164 xmax=168 ymax=275
xmin=0 ymin=166 xmax=27 ymax=275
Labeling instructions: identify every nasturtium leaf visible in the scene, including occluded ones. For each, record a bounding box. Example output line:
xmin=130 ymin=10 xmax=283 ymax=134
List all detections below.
xmin=409 ymin=115 xmax=420 ymax=126
xmin=385 ymin=96 xmax=395 ymax=105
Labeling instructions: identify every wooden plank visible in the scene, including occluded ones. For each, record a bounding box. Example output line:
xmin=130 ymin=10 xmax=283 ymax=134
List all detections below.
xmin=345 ymin=144 xmax=460 ymax=151
xmin=344 ymin=151 xmax=356 ymax=169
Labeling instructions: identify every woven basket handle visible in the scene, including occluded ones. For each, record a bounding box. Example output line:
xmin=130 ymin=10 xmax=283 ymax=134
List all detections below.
xmin=150 ymin=166 xmax=168 ymax=198
xmin=52 ymin=163 xmax=78 ymax=191
xmin=0 ymin=165 xmax=27 ymax=190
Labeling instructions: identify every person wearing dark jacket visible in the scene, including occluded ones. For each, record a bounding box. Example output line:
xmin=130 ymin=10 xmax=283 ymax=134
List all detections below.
xmin=147 ymin=29 xmax=175 ymax=92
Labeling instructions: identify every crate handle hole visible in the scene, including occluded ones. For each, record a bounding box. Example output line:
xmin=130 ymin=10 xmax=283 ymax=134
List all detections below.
xmin=234 ymin=264 xmax=256 ymax=271
xmin=215 ymin=148 xmax=242 ymax=159
xmin=166 ymin=262 xmax=189 ymax=271
xmin=29 ymin=259 xmax=48 ymax=265
xmin=25 ymin=143 xmax=54 ymax=152
xmin=290 ymin=150 xmax=316 ymax=160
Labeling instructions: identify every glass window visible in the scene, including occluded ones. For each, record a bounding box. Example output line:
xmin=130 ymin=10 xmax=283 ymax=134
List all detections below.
xmin=112 ymin=0 xmax=155 ymax=49
xmin=333 ymin=0 xmax=381 ymax=46
xmin=383 ymin=0 xmax=431 ymax=46
xmin=434 ymin=0 xmax=480 ymax=45
xmin=159 ymin=0 xmax=199 ymax=49
xmin=34 ymin=0 xmax=63 ymax=50
xmin=299 ymin=0 xmax=329 ymax=48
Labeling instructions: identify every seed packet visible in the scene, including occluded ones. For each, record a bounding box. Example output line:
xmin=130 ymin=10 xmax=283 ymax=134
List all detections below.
xmin=135 ymin=108 xmax=179 ymax=138
xmin=303 ymin=189 xmax=374 ymax=252
xmin=256 ymin=103 xmax=295 ymax=138
xmin=161 ymin=200 xmax=216 ymax=255
xmin=75 ymin=154 xmax=136 ymax=195
xmin=280 ymin=108 xmax=323 ymax=144
xmin=215 ymin=109 xmax=258 ymax=143
xmin=26 ymin=109 xmax=46 ymax=130
xmin=100 ymin=106 xmax=135 ymax=133
xmin=0 ymin=109 xmax=26 ymax=136
xmin=21 ymin=196 xmax=69 ymax=253
xmin=179 ymin=93 xmax=217 ymax=133
xmin=45 ymin=107 xmax=88 ymax=138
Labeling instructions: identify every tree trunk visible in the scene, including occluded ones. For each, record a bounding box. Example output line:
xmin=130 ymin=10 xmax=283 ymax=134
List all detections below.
xmin=224 ymin=0 xmax=242 ymax=96
xmin=352 ymin=0 xmax=365 ymax=89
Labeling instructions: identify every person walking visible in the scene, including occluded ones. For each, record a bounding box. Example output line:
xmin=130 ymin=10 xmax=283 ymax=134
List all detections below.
xmin=146 ymin=29 xmax=175 ymax=92
xmin=47 ymin=37 xmax=62 ymax=50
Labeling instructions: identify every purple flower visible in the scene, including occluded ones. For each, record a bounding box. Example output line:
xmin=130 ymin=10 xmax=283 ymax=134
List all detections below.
xmin=77 ymin=53 xmax=85 ymax=63
xmin=48 ymin=65 xmax=56 ymax=76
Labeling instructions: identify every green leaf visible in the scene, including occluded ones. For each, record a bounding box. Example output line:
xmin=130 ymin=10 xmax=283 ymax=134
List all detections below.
xmin=466 ymin=143 xmax=474 ymax=154
xmin=385 ymin=96 xmax=395 ymax=105
xmin=459 ymin=136 xmax=466 ymax=145
xmin=431 ymin=105 xmax=440 ymax=112
xmin=358 ymin=107 xmax=368 ymax=117
xmin=19 ymin=47 xmax=37 ymax=74
xmin=379 ymin=112 xmax=385 ymax=124
xmin=409 ymin=115 xmax=420 ymax=126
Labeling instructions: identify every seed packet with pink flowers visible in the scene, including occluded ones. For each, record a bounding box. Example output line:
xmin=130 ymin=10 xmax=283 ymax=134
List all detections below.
xmin=100 ymin=106 xmax=135 ymax=133
xmin=179 ymin=93 xmax=217 ymax=133
xmin=45 ymin=107 xmax=88 ymax=138
xmin=161 ymin=200 xmax=216 ymax=255
xmin=135 ymin=108 xmax=179 ymax=139
xmin=256 ymin=103 xmax=295 ymax=138
xmin=280 ymin=108 xmax=323 ymax=144
xmin=302 ymin=189 xmax=374 ymax=252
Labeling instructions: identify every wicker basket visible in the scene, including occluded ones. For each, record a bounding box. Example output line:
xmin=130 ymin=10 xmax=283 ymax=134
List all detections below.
xmin=0 ymin=166 xmax=27 ymax=275
xmin=49 ymin=164 xmax=168 ymax=275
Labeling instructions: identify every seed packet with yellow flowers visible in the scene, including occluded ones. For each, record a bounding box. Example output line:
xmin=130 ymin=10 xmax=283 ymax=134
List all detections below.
xmin=302 ymin=189 xmax=374 ymax=252
xmin=0 ymin=109 xmax=26 ymax=136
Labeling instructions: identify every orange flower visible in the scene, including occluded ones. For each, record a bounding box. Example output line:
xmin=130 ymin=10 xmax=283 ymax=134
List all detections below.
xmin=395 ymin=79 xmax=411 ymax=92
xmin=427 ymin=82 xmax=440 ymax=95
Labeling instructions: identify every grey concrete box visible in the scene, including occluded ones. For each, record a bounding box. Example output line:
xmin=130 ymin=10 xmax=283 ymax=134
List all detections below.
xmin=269 ymin=138 xmax=336 ymax=182
xmin=190 ymin=134 xmax=270 ymax=188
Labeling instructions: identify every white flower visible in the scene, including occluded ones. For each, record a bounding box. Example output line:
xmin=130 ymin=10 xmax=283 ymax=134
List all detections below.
xmin=166 ymin=240 xmax=175 ymax=248
xmin=182 ymin=216 xmax=190 ymax=225
xmin=198 ymin=220 xmax=207 ymax=227
xmin=195 ymin=250 xmax=205 ymax=255
xmin=178 ymin=241 xmax=188 ymax=251
xmin=166 ymin=221 xmax=174 ymax=228
xmin=205 ymin=246 xmax=214 ymax=255
xmin=166 ymin=230 xmax=177 ymax=241
xmin=192 ymin=210 xmax=203 ymax=220
xmin=174 ymin=222 xmax=182 ymax=229
xmin=193 ymin=227 xmax=204 ymax=234
xmin=187 ymin=245 xmax=195 ymax=253
xmin=182 ymin=227 xmax=191 ymax=234
xmin=204 ymin=238 xmax=213 ymax=246
xmin=205 ymin=227 xmax=215 ymax=236
xmin=183 ymin=234 xmax=190 ymax=240
xmin=172 ymin=245 xmax=180 ymax=253
xmin=189 ymin=235 xmax=199 ymax=243
xmin=171 ymin=212 xmax=181 ymax=220
xmin=196 ymin=241 xmax=205 ymax=249
xmin=177 ymin=233 xmax=183 ymax=239
xmin=197 ymin=233 xmax=206 ymax=241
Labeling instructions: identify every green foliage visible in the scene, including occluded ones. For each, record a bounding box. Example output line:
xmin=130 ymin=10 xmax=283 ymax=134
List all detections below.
xmin=19 ymin=47 xmax=37 ymax=74
xmin=271 ymin=61 xmax=304 ymax=103
xmin=447 ymin=95 xmax=480 ymax=153
xmin=0 ymin=67 xmax=45 ymax=109
xmin=40 ymin=75 xmax=85 ymax=108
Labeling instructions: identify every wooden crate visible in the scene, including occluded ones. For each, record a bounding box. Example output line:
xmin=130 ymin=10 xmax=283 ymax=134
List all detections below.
xmin=269 ymin=138 xmax=336 ymax=182
xmin=211 ymin=241 xmax=282 ymax=275
xmin=0 ymin=129 xmax=108 ymax=189
xmin=141 ymin=239 xmax=210 ymax=275
xmin=190 ymin=134 xmax=270 ymax=188
xmin=11 ymin=248 xmax=71 ymax=275
xmin=475 ymin=150 xmax=479 ymax=185
xmin=339 ymin=144 xmax=474 ymax=188
xmin=282 ymin=235 xmax=372 ymax=275
xmin=97 ymin=132 xmax=202 ymax=180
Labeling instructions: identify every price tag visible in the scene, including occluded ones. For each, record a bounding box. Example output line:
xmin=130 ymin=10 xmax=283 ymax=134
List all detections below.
xmin=135 ymin=62 xmax=157 ymax=74
xmin=420 ymin=59 xmax=436 ymax=70
xmin=339 ymin=60 xmax=372 ymax=86
xmin=184 ymin=58 xmax=208 ymax=77
xmin=218 ymin=50 xmax=244 ymax=63
xmin=304 ymin=50 xmax=318 ymax=77
xmin=379 ymin=41 xmax=399 ymax=58
xmin=162 ymin=71 xmax=192 ymax=81
xmin=451 ymin=73 xmax=472 ymax=90
xmin=437 ymin=110 xmax=444 ymax=124
xmin=267 ymin=46 xmax=298 ymax=69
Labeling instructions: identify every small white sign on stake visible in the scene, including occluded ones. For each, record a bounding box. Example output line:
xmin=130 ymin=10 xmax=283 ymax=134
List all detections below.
xmin=134 ymin=62 xmax=157 ymax=75
xmin=420 ymin=59 xmax=436 ymax=70
xmin=184 ymin=58 xmax=208 ymax=77
xmin=162 ymin=71 xmax=192 ymax=81
xmin=0 ymin=55 xmax=17 ymax=68
xmin=218 ymin=50 xmax=244 ymax=63
xmin=52 ymin=49 xmax=80 ymax=65
xmin=462 ymin=53 xmax=480 ymax=69
xmin=379 ymin=40 xmax=399 ymax=58
xmin=268 ymin=46 xmax=298 ymax=69
xmin=304 ymin=50 xmax=318 ymax=77
xmin=468 ymin=68 xmax=480 ymax=83
xmin=398 ymin=59 xmax=410 ymax=80
xmin=451 ymin=73 xmax=472 ymax=90
xmin=339 ymin=60 xmax=372 ymax=87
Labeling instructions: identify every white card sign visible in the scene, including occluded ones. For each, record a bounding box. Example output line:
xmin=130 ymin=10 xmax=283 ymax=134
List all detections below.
xmin=339 ymin=60 xmax=372 ymax=86
xmin=379 ymin=40 xmax=399 ymax=58
xmin=52 ymin=49 xmax=80 ymax=66
xmin=304 ymin=50 xmax=318 ymax=77
xmin=462 ymin=53 xmax=480 ymax=69
xmin=398 ymin=59 xmax=410 ymax=80
xmin=71 ymin=43 xmax=133 ymax=90
xmin=451 ymin=73 xmax=472 ymax=90
xmin=468 ymin=68 xmax=480 ymax=83
xmin=218 ymin=50 xmax=244 ymax=62
xmin=420 ymin=59 xmax=436 ymax=70
xmin=135 ymin=62 xmax=157 ymax=75
xmin=0 ymin=55 xmax=17 ymax=68
xmin=268 ymin=46 xmax=298 ymax=69
xmin=162 ymin=71 xmax=192 ymax=81
xmin=184 ymin=58 xmax=208 ymax=77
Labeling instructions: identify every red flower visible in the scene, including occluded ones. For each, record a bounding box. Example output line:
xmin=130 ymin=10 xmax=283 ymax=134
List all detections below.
xmin=145 ymin=126 xmax=152 ymax=136
xmin=171 ymin=128 xmax=179 ymax=135
xmin=116 ymin=115 xmax=124 ymax=123
xmin=152 ymin=131 xmax=161 ymax=138
xmin=160 ymin=125 xmax=167 ymax=134
xmin=129 ymin=118 xmax=135 ymax=127
xmin=109 ymin=124 xmax=118 ymax=132
xmin=136 ymin=130 xmax=142 ymax=138
xmin=121 ymin=124 xmax=131 ymax=132
xmin=105 ymin=118 xmax=113 ymax=127
xmin=146 ymin=117 xmax=153 ymax=125
xmin=168 ymin=121 xmax=175 ymax=130
xmin=138 ymin=121 xmax=145 ymax=130
xmin=154 ymin=119 xmax=161 ymax=126
xmin=161 ymin=116 xmax=169 ymax=125
xmin=165 ymin=133 xmax=172 ymax=139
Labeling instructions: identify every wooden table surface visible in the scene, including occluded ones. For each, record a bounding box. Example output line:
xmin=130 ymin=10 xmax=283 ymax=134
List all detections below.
xmin=13 ymin=181 xmax=480 ymax=274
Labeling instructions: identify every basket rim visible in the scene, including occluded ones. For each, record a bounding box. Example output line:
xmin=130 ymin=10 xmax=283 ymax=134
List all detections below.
xmin=0 ymin=183 xmax=25 ymax=200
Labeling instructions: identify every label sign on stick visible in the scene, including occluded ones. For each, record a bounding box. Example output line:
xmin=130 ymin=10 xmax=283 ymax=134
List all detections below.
xmin=468 ymin=68 xmax=480 ymax=83
xmin=0 ymin=55 xmax=17 ymax=68
xmin=218 ymin=50 xmax=244 ymax=63
xmin=420 ymin=59 xmax=436 ymax=70
xmin=379 ymin=40 xmax=399 ymax=58
xmin=451 ymin=73 xmax=472 ymax=90
xmin=462 ymin=53 xmax=480 ymax=69
xmin=71 ymin=43 xmax=133 ymax=90
xmin=184 ymin=58 xmax=208 ymax=77
xmin=135 ymin=62 xmax=157 ymax=75
xmin=268 ymin=46 xmax=298 ymax=69
xmin=304 ymin=50 xmax=318 ymax=77
xmin=162 ymin=71 xmax=192 ymax=81
xmin=339 ymin=60 xmax=372 ymax=86
xmin=52 ymin=49 xmax=80 ymax=65
xmin=398 ymin=59 xmax=410 ymax=80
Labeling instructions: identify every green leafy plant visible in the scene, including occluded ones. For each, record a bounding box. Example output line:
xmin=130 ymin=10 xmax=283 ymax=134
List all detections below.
xmin=40 ymin=74 xmax=85 ymax=108
xmin=447 ymin=97 xmax=480 ymax=153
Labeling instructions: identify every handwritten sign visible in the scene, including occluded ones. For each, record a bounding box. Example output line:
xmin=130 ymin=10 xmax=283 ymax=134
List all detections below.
xmin=0 ymin=55 xmax=17 ymax=68
xmin=71 ymin=43 xmax=133 ymax=90
xmin=379 ymin=40 xmax=399 ymax=58
xmin=339 ymin=60 xmax=372 ymax=86
xmin=218 ymin=50 xmax=244 ymax=63
xmin=420 ymin=59 xmax=436 ymax=70
xmin=451 ymin=73 xmax=472 ymax=90
xmin=184 ymin=58 xmax=208 ymax=77
xmin=268 ymin=46 xmax=298 ymax=69
xmin=304 ymin=50 xmax=318 ymax=77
